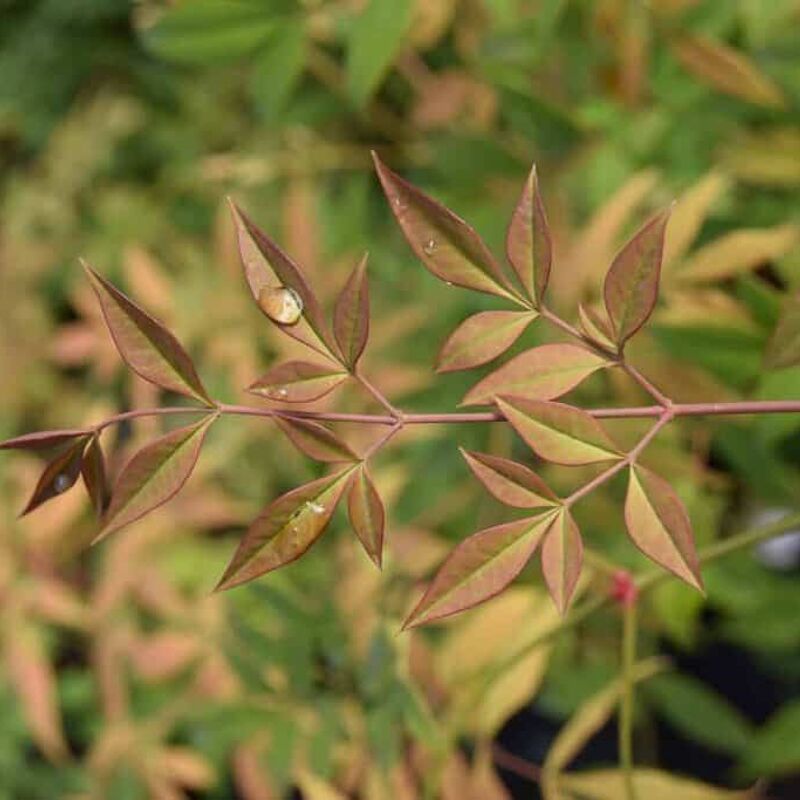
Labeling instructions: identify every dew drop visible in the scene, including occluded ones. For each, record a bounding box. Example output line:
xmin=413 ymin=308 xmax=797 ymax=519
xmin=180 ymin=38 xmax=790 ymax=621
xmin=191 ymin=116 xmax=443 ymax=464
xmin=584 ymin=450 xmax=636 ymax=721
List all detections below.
xmin=306 ymin=501 xmax=325 ymax=515
xmin=445 ymin=281 xmax=454 ymax=287
xmin=54 ymin=474 xmax=71 ymax=493
xmin=393 ymin=195 xmax=406 ymax=211
xmin=422 ymin=239 xmax=437 ymax=255
xmin=275 ymin=387 xmax=289 ymax=399
xmin=258 ymin=286 xmax=304 ymax=325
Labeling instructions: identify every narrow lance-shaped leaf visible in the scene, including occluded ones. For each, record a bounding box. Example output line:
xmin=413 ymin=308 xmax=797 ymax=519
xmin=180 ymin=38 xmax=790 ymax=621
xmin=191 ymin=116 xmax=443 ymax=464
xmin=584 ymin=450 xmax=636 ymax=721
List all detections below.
xmin=462 ymin=343 xmax=611 ymax=407
xmin=506 ymin=163 xmax=553 ymax=306
xmin=540 ymin=508 xmax=583 ymax=615
xmin=497 ymin=397 xmax=622 ymax=466
xmin=765 ymin=293 xmax=800 ymax=369
xmin=228 ymin=201 xmax=341 ymax=361
xmin=347 ymin=465 xmax=385 ymax=567
xmin=372 ymin=152 xmax=520 ymax=301
xmin=460 ymin=449 xmax=558 ymax=509
xmin=217 ymin=468 xmax=355 ymax=591
xmin=603 ymin=208 xmax=671 ymax=348
xmin=436 ymin=310 xmax=536 ymax=373
xmin=0 ymin=429 xmax=90 ymax=451
xmin=275 ymin=417 xmax=358 ymax=463
xmin=671 ymin=34 xmax=786 ymax=109
xmin=96 ymin=415 xmax=216 ymax=542
xmin=21 ymin=436 xmax=89 ymax=516
xmin=248 ymin=361 xmax=348 ymax=403
xmin=624 ymin=464 xmax=703 ymax=591
xmin=333 ymin=254 xmax=370 ymax=370
xmin=578 ymin=303 xmax=617 ymax=353
xmin=403 ymin=511 xmax=558 ymax=629
xmin=82 ymin=263 xmax=213 ymax=405
xmin=81 ymin=436 xmax=110 ymax=518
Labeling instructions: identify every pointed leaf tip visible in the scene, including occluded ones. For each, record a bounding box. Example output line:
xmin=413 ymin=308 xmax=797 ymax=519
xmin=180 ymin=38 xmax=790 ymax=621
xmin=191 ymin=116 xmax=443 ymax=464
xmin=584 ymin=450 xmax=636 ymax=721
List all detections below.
xmin=624 ymin=464 xmax=703 ymax=591
xmin=83 ymin=262 xmax=212 ymax=405
xmin=497 ymin=397 xmax=622 ymax=466
xmin=347 ymin=465 xmax=385 ymax=567
xmin=333 ymin=253 xmax=370 ymax=370
xmin=217 ymin=468 xmax=355 ymax=590
xmin=506 ymin=162 xmax=553 ymax=306
xmin=541 ymin=509 xmax=583 ymax=615
xmin=402 ymin=511 xmax=557 ymax=628
xmin=603 ymin=208 xmax=671 ymax=347
xmin=95 ymin=415 xmax=216 ymax=542
xmin=372 ymin=154 xmax=520 ymax=301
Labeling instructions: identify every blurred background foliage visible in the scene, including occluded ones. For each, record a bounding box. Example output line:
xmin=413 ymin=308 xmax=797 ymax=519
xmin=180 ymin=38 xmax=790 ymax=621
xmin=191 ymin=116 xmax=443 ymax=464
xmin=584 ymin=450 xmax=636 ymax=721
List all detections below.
xmin=0 ymin=0 xmax=799 ymax=797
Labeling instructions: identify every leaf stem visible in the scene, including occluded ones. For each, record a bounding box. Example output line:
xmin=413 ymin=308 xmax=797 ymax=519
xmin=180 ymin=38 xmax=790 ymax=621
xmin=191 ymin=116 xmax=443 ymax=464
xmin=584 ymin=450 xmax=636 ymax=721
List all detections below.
xmin=87 ymin=399 xmax=800 ymax=436
xmin=620 ymin=598 xmax=639 ymax=800
xmin=354 ymin=370 xmax=404 ymax=419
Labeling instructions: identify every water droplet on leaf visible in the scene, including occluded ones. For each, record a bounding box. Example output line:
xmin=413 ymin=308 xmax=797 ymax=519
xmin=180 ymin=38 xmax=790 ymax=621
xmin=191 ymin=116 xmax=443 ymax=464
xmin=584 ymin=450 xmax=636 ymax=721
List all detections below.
xmin=258 ymin=286 xmax=304 ymax=325
xmin=54 ymin=474 xmax=71 ymax=493
xmin=306 ymin=501 xmax=325 ymax=515
xmin=422 ymin=239 xmax=437 ymax=255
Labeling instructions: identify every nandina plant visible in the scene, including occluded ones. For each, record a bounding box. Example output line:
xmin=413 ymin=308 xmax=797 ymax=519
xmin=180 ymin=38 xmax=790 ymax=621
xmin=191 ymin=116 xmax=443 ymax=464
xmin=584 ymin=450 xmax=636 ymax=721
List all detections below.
xmin=3 ymin=153 xmax=799 ymax=792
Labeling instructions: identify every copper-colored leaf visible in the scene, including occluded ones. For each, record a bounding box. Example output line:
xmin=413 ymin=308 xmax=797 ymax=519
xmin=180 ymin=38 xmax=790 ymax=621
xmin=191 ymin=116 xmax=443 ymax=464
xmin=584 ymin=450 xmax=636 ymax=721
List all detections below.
xmin=403 ymin=510 xmax=558 ymax=628
xmin=83 ymin=262 xmax=213 ymax=405
xmin=216 ymin=468 xmax=355 ymax=590
xmin=96 ymin=415 xmax=216 ymax=541
xmin=436 ymin=310 xmax=536 ymax=373
xmin=578 ymin=304 xmax=616 ymax=353
xmin=765 ymin=293 xmax=800 ymax=369
xmin=506 ymin=164 xmax=553 ymax=306
xmin=81 ymin=436 xmax=110 ymax=517
xmin=248 ymin=361 xmax=348 ymax=403
xmin=275 ymin=417 xmax=358 ymax=463
xmin=21 ymin=436 xmax=89 ymax=516
xmin=603 ymin=208 xmax=671 ymax=347
xmin=333 ymin=254 xmax=370 ymax=370
xmin=677 ymin=224 xmax=798 ymax=284
xmin=460 ymin=449 xmax=558 ymax=509
xmin=228 ymin=201 xmax=340 ymax=360
xmin=497 ymin=398 xmax=622 ymax=466
xmin=347 ymin=465 xmax=385 ymax=566
xmin=540 ymin=508 xmax=583 ymax=615
xmin=0 ymin=429 xmax=89 ymax=451
xmin=372 ymin=152 xmax=519 ymax=301
xmin=624 ymin=464 xmax=703 ymax=590
xmin=671 ymin=34 xmax=786 ymax=109
xmin=462 ymin=344 xmax=611 ymax=406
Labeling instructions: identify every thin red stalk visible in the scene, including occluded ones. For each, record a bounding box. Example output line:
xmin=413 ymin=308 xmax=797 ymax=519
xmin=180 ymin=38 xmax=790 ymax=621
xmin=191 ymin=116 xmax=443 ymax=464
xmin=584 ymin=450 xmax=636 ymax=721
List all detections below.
xmin=622 ymin=362 xmax=671 ymax=407
xmin=565 ymin=411 xmax=673 ymax=507
xmin=89 ymin=400 xmax=800 ymax=434
xmin=492 ymin=744 xmax=542 ymax=784
xmin=362 ymin=420 xmax=404 ymax=460
xmin=355 ymin=370 xmax=403 ymax=419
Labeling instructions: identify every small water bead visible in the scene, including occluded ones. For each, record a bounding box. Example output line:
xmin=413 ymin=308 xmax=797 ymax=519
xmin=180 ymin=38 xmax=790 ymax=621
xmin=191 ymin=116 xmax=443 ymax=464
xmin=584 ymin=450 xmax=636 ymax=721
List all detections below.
xmin=258 ymin=285 xmax=304 ymax=325
xmin=53 ymin=474 xmax=71 ymax=493
xmin=422 ymin=239 xmax=437 ymax=255
xmin=275 ymin=387 xmax=289 ymax=399
xmin=306 ymin=501 xmax=325 ymax=515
